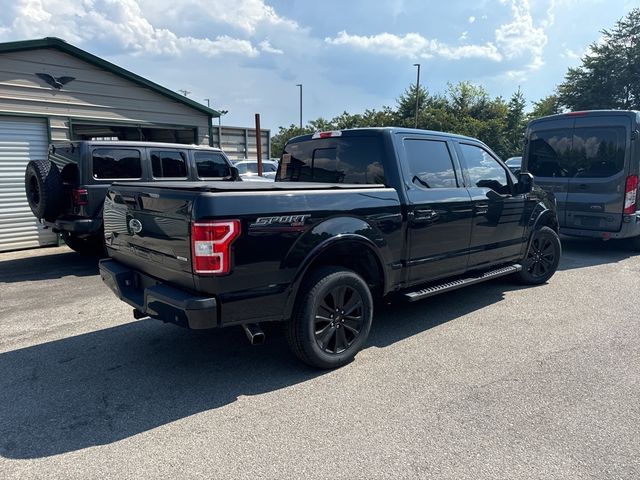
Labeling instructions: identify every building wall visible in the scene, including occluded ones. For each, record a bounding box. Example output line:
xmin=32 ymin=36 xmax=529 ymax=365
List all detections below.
xmin=0 ymin=48 xmax=211 ymax=144
xmin=210 ymin=126 xmax=271 ymax=162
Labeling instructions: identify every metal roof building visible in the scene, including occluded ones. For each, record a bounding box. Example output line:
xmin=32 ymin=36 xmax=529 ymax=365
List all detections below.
xmin=0 ymin=37 xmax=220 ymax=251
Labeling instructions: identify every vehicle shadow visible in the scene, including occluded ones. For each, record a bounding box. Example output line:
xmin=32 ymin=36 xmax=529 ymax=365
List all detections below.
xmin=0 ymin=280 xmax=516 ymax=460
xmin=0 ymin=250 xmax=99 ymax=283
xmin=558 ymin=235 xmax=637 ymax=271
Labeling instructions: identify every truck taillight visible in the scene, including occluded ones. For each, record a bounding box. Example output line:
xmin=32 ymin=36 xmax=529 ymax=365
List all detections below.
xmin=72 ymin=188 xmax=88 ymax=206
xmin=624 ymin=175 xmax=638 ymax=214
xmin=191 ymin=220 xmax=241 ymax=275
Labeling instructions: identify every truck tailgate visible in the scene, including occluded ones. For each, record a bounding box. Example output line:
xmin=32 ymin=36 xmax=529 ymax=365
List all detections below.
xmin=104 ymin=185 xmax=196 ymax=290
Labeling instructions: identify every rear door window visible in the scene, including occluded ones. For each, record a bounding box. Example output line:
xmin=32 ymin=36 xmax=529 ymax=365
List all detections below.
xmin=279 ymin=136 xmax=385 ymax=184
xmin=527 ymin=129 xmax=573 ymax=178
xmin=151 ymin=150 xmax=188 ymax=178
xmin=92 ymin=148 xmax=142 ymax=179
xmin=403 ymin=138 xmax=458 ymax=188
xmin=195 ymin=152 xmax=231 ymax=178
xmin=572 ymin=127 xmax=626 ymax=178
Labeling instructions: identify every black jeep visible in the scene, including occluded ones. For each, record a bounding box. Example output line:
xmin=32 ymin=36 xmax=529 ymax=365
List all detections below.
xmin=25 ymin=141 xmax=237 ymax=254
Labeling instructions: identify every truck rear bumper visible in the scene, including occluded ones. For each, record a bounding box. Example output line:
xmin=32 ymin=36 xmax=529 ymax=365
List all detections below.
xmin=99 ymin=259 xmax=218 ymax=329
xmin=560 ymin=213 xmax=640 ymax=240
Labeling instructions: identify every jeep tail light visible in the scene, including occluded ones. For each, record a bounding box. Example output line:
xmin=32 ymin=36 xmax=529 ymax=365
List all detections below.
xmin=72 ymin=188 xmax=89 ymax=206
xmin=623 ymin=175 xmax=638 ymax=214
xmin=191 ymin=220 xmax=241 ymax=275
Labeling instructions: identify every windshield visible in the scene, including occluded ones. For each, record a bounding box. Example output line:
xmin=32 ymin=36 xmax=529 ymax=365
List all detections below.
xmin=278 ymin=135 xmax=386 ymax=184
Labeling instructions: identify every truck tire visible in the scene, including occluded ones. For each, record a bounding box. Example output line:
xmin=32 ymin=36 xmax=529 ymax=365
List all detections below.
xmin=517 ymin=226 xmax=561 ymax=285
xmin=286 ymin=266 xmax=373 ymax=369
xmin=630 ymin=235 xmax=640 ymax=252
xmin=62 ymin=231 xmax=106 ymax=257
xmin=25 ymin=160 xmax=63 ymax=221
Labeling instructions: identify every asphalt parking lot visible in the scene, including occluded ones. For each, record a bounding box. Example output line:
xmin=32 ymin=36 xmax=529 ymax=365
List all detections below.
xmin=0 ymin=238 xmax=639 ymax=479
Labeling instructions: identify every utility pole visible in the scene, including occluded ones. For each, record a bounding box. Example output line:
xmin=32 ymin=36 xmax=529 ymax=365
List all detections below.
xmin=413 ymin=64 xmax=421 ymax=129
xmin=296 ymin=83 xmax=303 ymax=129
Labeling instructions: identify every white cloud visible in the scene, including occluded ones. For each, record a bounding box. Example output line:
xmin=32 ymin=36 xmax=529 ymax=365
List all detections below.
xmin=259 ymin=39 xmax=283 ymax=55
xmin=325 ymin=0 xmax=553 ymax=75
xmin=325 ymin=31 xmax=502 ymax=61
xmin=495 ymin=0 xmax=548 ymax=68
xmin=137 ymin=0 xmax=300 ymax=35
xmin=0 ymin=0 xmax=303 ymax=58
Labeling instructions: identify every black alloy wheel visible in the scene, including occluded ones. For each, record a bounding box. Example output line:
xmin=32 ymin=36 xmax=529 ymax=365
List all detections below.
xmin=286 ymin=266 xmax=374 ymax=369
xmin=517 ymin=226 xmax=561 ymax=285
xmin=526 ymin=235 xmax=555 ymax=278
xmin=314 ymin=285 xmax=364 ymax=354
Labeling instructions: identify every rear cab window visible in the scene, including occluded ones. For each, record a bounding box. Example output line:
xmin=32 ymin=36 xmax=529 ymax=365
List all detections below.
xmin=278 ymin=135 xmax=386 ymax=184
xmin=92 ymin=148 xmax=142 ymax=180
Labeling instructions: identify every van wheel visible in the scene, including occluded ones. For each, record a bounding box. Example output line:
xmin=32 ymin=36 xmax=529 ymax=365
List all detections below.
xmin=631 ymin=235 xmax=640 ymax=252
xmin=286 ymin=267 xmax=373 ymax=369
xmin=517 ymin=226 xmax=561 ymax=285
xmin=24 ymin=160 xmax=63 ymax=221
xmin=62 ymin=231 xmax=106 ymax=257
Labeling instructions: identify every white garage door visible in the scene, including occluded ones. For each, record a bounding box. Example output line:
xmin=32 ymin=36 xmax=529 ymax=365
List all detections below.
xmin=0 ymin=117 xmax=57 ymax=252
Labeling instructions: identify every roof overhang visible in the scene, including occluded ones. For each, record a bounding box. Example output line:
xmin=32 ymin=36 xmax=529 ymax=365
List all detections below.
xmin=0 ymin=37 xmax=220 ymax=118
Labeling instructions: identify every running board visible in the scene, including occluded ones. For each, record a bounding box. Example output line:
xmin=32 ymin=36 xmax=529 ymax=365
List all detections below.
xmin=403 ymin=264 xmax=522 ymax=302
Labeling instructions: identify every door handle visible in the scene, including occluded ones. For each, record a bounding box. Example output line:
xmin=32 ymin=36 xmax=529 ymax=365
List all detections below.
xmin=413 ymin=209 xmax=439 ymax=222
xmin=578 ymin=184 xmax=588 ymax=190
xmin=474 ymin=203 xmax=489 ymax=215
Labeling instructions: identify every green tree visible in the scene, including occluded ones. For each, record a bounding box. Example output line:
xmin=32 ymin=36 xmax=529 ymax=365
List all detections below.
xmin=558 ymin=8 xmax=640 ymax=110
xmin=270 ymin=124 xmax=313 ymax=158
xmin=504 ymin=87 xmax=527 ymax=157
xmin=396 ymin=83 xmax=429 ymax=125
xmin=529 ymin=94 xmax=562 ymax=119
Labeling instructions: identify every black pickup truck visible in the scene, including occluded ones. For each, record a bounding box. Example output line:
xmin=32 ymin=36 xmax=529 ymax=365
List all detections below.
xmin=100 ymin=128 xmax=561 ymax=368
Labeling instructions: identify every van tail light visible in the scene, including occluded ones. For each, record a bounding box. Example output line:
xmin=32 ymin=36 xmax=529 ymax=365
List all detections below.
xmin=623 ymin=175 xmax=638 ymax=214
xmin=72 ymin=187 xmax=89 ymax=206
xmin=191 ymin=220 xmax=241 ymax=275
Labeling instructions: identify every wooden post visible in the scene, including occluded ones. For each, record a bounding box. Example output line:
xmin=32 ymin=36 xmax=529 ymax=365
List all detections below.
xmin=255 ymin=113 xmax=263 ymax=176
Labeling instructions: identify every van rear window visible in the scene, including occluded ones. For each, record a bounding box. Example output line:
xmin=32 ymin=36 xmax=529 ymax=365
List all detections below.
xmin=278 ymin=136 xmax=385 ymax=184
xmin=528 ymin=127 xmax=626 ymax=178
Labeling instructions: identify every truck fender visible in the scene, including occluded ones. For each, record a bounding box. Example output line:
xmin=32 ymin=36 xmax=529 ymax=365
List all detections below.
xmin=524 ymin=204 xmax=559 ymax=255
xmin=282 ymin=216 xmax=390 ymax=320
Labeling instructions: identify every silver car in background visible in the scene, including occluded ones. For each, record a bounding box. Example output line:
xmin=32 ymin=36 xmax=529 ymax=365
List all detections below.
xmin=233 ymin=160 xmax=278 ymax=181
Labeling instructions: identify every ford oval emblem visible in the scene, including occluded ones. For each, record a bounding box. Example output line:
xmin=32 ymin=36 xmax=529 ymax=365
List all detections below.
xmin=129 ymin=218 xmax=143 ymax=234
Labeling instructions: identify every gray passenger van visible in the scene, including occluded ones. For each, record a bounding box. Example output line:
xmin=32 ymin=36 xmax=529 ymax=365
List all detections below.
xmin=523 ymin=110 xmax=640 ymax=249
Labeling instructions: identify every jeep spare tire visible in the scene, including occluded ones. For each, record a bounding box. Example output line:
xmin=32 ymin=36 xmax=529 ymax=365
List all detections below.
xmin=25 ymin=159 xmax=63 ymax=220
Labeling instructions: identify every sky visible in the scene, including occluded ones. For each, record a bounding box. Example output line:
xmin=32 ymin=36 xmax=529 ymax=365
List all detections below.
xmin=0 ymin=0 xmax=636 ymax=133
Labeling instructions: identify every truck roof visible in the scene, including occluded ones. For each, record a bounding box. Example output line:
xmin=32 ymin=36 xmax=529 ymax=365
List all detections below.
xmin=528 ymin=109 xmax=640 ymax=128
xmin=287 ymin=127 xmax=484 ymax=145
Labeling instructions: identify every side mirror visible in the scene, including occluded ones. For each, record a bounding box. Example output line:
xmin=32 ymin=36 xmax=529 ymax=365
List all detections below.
xmin=516 ymin=172 xmax=534 ymax=194
xmin=230 ymin=166 xmax=241 ymax=181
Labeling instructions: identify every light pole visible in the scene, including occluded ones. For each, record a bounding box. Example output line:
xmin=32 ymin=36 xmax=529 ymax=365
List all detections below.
xmin=217 ymin=109 xmax=228 ymax=127
xmin=296 ymin=83 xmax=303 ymax=129
xmin=413 ymin=63 xmax=421 ymax=129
